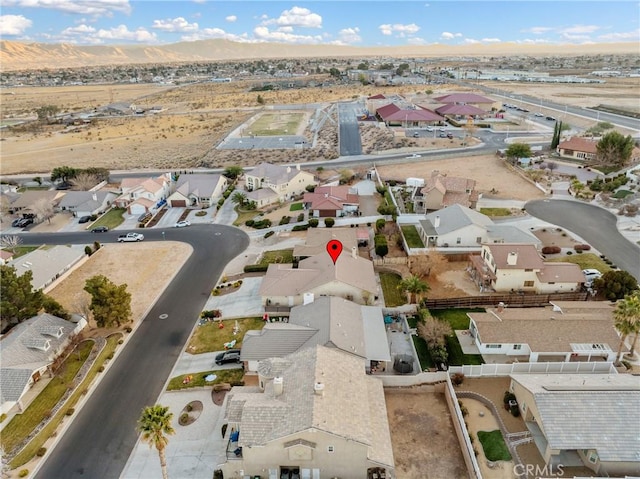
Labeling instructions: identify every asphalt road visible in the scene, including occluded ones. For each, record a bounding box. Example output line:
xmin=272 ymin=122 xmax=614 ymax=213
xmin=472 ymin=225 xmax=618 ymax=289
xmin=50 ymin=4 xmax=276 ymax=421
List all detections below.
xmin=525 ymin=199 xmax=640 ymax=281
xmin=20 ymin=225 xmax=249 ymax=479
xmin=337 ymin=102 xmax=363 ymax=156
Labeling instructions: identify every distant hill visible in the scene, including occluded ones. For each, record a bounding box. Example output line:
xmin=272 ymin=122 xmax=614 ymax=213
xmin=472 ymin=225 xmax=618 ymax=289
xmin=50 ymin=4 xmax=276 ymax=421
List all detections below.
xmin=1 ymin=39 xmax=637 ymax=71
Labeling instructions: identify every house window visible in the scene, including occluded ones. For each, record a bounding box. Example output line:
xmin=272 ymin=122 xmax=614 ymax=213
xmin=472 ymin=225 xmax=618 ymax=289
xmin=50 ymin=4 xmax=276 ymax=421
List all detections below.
xmin=588 ymin=451 xmax=598 ymax=464
xmin=525 ymin=269 xmax=533 ymax=272
xmin=523 ymin=281 xmax=534 ymax=287
xmin=327 ymin=446 xmax=334 ymax=453
xmin=456 ymin=237 xmax=461 ymax=244
xmin=487 ymin=344 xmax=502 ymax=349
xmin=513 ymin=344 xmax=522 ymax=350
xmin=476 ymin=237 xmax=482 ymax=244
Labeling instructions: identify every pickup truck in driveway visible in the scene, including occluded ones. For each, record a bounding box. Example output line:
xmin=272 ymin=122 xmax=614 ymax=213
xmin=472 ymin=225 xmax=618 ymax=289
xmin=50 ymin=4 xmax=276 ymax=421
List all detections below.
xmin=117 ymin=233 xmax=144 ymax=242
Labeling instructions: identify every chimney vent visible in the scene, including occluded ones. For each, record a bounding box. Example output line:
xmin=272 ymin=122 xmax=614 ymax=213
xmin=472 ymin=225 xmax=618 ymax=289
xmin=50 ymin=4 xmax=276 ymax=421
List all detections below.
xmin=273 ymin=376 xmax=284 ymax=396
xmin=314 ymin=382 xmax=325 ymax=396
xmin=434 ymin=215 xmax=441 ymax=228
xmin=92 ymin=193 xmax=98 ymax=201
xmin=351 ymin=246 xmax=357 ymax=259
xmin=286 ymin=166 xmax=291 ymax=173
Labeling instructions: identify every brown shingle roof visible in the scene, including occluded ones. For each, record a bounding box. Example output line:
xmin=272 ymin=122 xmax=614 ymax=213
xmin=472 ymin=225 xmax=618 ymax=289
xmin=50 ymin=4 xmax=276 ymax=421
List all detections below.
xmin=537 ymin=263 xmax=585 ymax=283
xmin=558 ymin=137 xmax=598 ymax=154
xmin=486 ymin=243 xmax=544 ymax=270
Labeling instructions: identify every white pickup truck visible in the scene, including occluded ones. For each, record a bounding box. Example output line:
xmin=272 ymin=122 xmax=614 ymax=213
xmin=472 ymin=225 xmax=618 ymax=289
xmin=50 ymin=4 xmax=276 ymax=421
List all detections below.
xmin=117 ymin=232 xmax=144 ymax=242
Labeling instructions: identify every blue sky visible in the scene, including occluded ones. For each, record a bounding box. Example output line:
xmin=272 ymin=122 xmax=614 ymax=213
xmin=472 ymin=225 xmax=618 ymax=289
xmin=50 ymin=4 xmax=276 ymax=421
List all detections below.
xmin=0 ymin=1 xmax=638 ymax=46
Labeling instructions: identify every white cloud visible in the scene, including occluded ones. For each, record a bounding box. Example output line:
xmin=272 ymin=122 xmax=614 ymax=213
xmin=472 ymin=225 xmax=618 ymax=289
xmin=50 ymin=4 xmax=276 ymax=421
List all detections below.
xmin=379 ymin=23 xmax=420 ymax=36
xmin=440 ymin=31 xmax=462 ymax=40
xmin=181 ymin=28 xmax=249 ymax=42
xmin=264 ymin=6 xmax=322 ymax=29
xmin=561 ymin=32 xmax=590 ymax=41
xmin=2 ymin=0 xmax=131 ymax=16
xmin=463 ymin=38 xmax=480 ymax=44
xmin=560 ymin=24 xmax=600 ymax=34
xmin=598 ymin=29 xmax=640 ymax=41
xmin=278 ymin=26 xmax=294 ymax=33
xmin=96 ymin=24 xmax=157 ymax=42
xmin=481 ymin=38 xmax=501 ymax=43
xmin=407 ymin=37 xmax=427 ymax=45
xmin=336 ymin=27 xmax=361 ymax=44
xmin=61 ymin=24 xmax=96 ymax=35
xmin=517 ymin=38 xmax=551 ymax=44
xmin=253 ymin=25 xmax=322 ymax=44
xmin=225 ymin=15 xmax=237 ymax=23
xmin=152 ymin=17 xmax=198 ymax=32
xmin=522 ymin=26 xmax=552 ymax=34
xmin=0 ymin=14 xmax=32 ymax=35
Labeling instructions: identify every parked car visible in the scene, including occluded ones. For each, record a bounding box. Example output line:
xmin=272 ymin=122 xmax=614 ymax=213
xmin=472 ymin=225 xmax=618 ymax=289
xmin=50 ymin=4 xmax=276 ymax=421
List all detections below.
xmin=17 ymin=218 xmax=33 ymax=227
xmin=425 ymin=126 xmax=434 ymax=132
xmin=91 ymin=226 xmax=109 ymax=233
xmin=439 ymin=132 xmax=447 ymax=138
xmin=118 ymin=232 xmax=144 ymax=242
xmin=534 ymin=112 xmax=545 ymax=117
xmin=582 ymin=269 xmax=602 ymax=284
xmin=446 ymin=132 xmax=454 ymax=139
xmin=174 ymin=220 xmax=191 ymax=228
xmin=439 ymin=127 xmax=446 ymax=132
xmin=215 ymin=349 xmax=241 ymax=365
xmin=11 ymin=218 xmax=22 ymax=227
xmin=546 ymin=116 xmax=556 ymax=121
xmin=407 ymin=153 xmax=422 ymax=158
xmin=412 ymin=132 xmax=419 ymax=138
xmin=78 ymin=215 xmax=91 ymax=224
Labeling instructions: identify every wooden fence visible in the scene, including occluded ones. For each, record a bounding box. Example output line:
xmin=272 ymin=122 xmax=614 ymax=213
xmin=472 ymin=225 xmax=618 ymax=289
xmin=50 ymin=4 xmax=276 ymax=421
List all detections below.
xmin=422 ymin=291 xmax=588 ymax=309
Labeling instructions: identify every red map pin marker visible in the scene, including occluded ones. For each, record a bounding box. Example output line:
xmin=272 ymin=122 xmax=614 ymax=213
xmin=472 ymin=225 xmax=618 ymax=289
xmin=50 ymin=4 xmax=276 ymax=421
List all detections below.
xmin=326 ymin=239 xmax=343 ymax=265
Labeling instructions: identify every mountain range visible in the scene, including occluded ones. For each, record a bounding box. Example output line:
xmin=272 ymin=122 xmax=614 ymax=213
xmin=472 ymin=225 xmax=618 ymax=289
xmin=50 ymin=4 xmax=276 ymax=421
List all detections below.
xmin=1 ymin=39 xmax=637 ymax=71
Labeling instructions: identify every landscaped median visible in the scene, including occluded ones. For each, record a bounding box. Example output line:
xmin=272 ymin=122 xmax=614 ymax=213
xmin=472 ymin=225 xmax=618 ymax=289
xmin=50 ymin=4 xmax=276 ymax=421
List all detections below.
xmin=7 ymin=333 xmax=122 ymax=469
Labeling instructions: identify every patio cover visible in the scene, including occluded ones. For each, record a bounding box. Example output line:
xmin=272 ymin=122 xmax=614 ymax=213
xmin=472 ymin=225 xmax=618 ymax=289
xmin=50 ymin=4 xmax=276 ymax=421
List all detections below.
xmin=362 ymin=306 xmax=391 ymax=362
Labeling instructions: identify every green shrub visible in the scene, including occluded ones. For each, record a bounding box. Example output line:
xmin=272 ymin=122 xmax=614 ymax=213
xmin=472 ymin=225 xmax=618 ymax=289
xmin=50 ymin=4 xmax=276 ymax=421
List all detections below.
xmin=264 ymin=231 xmax=275 ymax=239
xmin=308 ymin=218 xmax=319 ymax=228
xmin=376 ymin=218 xmax=386 ymax=231
xmin=279 ymin=216 xmax=290 ymax=225
xmin=244 ymin=264 xmax=269 ymax=273
xmin=324 ymin=217 xmax=335 ymax=228
xmin=297 ymin=213 xmax=304 ymax=222
xmin=65 ymin=408 xmax=75 ymax=416
xmin=292 ymin=224 xmax=309 ymax=231
xmin=125 ymin=326 xmax=132 ymax=333
xmin=245 ymin=219 xmax=255 ymax=227
xmin=374 ymin=234 xmax=388 ymax=257
xmin=36 ymin=447 xmax=47 ymax=456
xmin=19 ymin=470 xmax=29 ymax=477
xmin=195 ymin=210 xmax=207 ymax=217
xmin=84 ymin=245 xmax=93 ymax=256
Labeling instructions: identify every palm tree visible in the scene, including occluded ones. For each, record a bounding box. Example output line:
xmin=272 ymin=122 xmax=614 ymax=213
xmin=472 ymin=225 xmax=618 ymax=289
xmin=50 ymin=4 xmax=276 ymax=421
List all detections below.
xmin=398 ymin=275 xmax=430 ymax=304
xmin=613 ymin=293 xmax=640 ymax=363
xmin=137 ymin=404 xmax=175 ymax=479
xmin=231 ymin=191 xmax=247 ymax=207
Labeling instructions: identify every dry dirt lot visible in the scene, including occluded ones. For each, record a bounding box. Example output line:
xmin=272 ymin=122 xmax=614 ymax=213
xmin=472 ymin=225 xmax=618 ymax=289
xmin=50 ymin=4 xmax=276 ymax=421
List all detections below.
xmin=385 ymin=387 xmax=468 ymax=479
xmin=47 ymin=242 xmax=192 ymax=328
xmin=377 ymin=154 xmax=545 ymax=201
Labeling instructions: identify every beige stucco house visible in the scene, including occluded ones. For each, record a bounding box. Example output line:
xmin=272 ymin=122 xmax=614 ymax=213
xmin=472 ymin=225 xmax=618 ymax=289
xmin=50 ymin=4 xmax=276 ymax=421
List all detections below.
xmin=509 ymin=374 xmax=640 ymax=477
xmin=244 ymin=162 xmax=316 ymax=208
xmin=219 ymin=345 xmax=395 ymax=479
xmin=116 ymin=173 xmax=171 ymax=214
xmin=259 ymin=249 xmax=378 ymax=308
xmin=414 ymin=171 xmax=478 ymax=213
xmin=557 ymin=137 xmax=598 ymax=161
xmin=467 ymin=301 xmax=623 ymax=363
xmin=468 ymin=243 xmax=584 ymax=293
xmin=167 ymin=173 xmax=227 ymax=208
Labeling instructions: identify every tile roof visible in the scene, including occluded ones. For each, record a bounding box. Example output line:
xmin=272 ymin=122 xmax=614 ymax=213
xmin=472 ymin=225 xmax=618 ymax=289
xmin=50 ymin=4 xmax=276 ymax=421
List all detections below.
xmin=57 ymin=191 xmax=115 ymax=211
xmin=376 ymin=103 xmax=444 ymax=122
xmin=11 ymin=190 xmax=61 ymax=209
xmin=1 ymin=314 xmax=82 ymax=404
xmin=436 ymin=104 xmax=489 ymax=116
xmin=225 ymin=345 xmax=395 ymax=468
xmin=240 ymin=323 xmax=318 ymax=360
xmin=304 ymin=186 xmax=359 ymax=211
xmin=421 ymin=174 xmax=477 ymax=208
xmin=175 ymin=174 xmax=224 ymax=198
xmin=8 ymin=245 xmax=85 ymax=290
xmin=486 ymin=225 xmax=542 ymax=244
xmin=247 ymin=162 xmax=307 ymax=186
xmin=293 ymin=228 xmax=358 ymax=258
xmin=420 ymin=204 xmax=492 ymax=236
xmin=246 ymin=187 xmax=278 ymax=201
xmin=469 ymin=302 xmax=623 ymax=353
xmin=558 ymin=137 xmax=598 ymax=154
xmin=485 ymin=243 xmax=544 ymax=270
xmin=536 ymin=262 xmax=585 ymax=283
xmin=511 ymin=374 xmax=640 ymax=463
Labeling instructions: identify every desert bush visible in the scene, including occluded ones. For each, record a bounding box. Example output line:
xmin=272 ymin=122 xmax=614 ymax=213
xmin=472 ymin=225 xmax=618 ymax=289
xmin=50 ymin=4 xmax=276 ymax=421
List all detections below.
xmin=541 ymin=246 xmax=561 ymax=254
xmin=66 ymin=408 xmax=75 ymax=416
xmin=19 ymin=470 xmax=29 ymax=477
xmin=37 ymin=447 xmax=47 ymax=456
xmin=451 ymin=372 xmax=465 ymax=386
xmin=574 ymin=244 xmax=591 ymax=251
xmin=264 ymin=231 xmax=274 ymax=239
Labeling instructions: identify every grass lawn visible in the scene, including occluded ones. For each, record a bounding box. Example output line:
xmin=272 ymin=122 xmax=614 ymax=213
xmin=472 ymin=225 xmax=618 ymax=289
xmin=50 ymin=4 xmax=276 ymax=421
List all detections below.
xmin=10 ymin=334 xmax=122 ymax=468
xmin=90 ymin=207 xmax=126 ymax=229
xmin=612 ymin=190 xmax=634 ymax=199
xmin=248 ymin=112 xmax=304 ymax=136
xmin=260 ymin=249 xmax=294 ymax=265
xmin=167 ymin=368 xmax=244 ymax=391
xmin=17 ymin=186 xmax=50 ymax=192
xmin=187 ymin=317 xmax=265 ymax=354
xmin=548 ymin=253 xmax=611 ymax=272
xmin=477 ymin=430 xmax=512 ymax=461
xmin=401 ymin=225 xmax=425 ymax=248
xmin=289 ymin=202 xmax=303 ymax=211
xmin=233 ymin=207 xmax=259 ymax=226
xmin=479 ymin=208 xmax=512 ymax=217
xmin=2 ymin=341 xmax=93 ymax=455
xmin=10 ymin=246 xmax=39 ymax=259
xmin=431 ymin=309 xmax=485 ymax=366
xmin=407 ymin=315 xmax=434 ymax=369
xmin=379 ymin=272 xmax=406 ymax=307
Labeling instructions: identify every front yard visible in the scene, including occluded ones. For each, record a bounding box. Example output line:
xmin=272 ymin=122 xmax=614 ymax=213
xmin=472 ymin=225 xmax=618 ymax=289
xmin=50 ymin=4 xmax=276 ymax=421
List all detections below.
xmin=186 ymin=317 xmax=265 ymax=354
xmin=90 ymin=207 xmax=126 ymax=230
xmin=260 ymin=248 xmax=294 ymax=265
xmin=167 ymin=368 xmax=244 ymax=391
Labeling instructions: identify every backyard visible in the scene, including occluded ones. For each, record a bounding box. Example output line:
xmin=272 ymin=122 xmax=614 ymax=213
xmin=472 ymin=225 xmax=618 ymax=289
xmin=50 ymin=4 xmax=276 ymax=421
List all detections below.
xmin=379 ymin=272 xmax=406 ymax=307
xmin=400 ymin=225 xmax=425 ymax=248
xmin=430 ymin=309 xmax=485 ymax=366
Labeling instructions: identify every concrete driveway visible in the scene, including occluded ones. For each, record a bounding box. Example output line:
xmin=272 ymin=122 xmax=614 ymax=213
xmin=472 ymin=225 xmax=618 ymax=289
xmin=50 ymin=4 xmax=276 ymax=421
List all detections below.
xmin=203 ymin=276 xmax=264 ymax=318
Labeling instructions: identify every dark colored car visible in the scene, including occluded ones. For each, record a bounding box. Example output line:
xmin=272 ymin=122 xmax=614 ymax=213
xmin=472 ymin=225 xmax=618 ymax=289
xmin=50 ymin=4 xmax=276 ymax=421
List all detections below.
xmin=78 ymin=216 xmax=91 ymax=224
xmin=215 ymin=349 xmax=241 ymax=365
xmin=11 ymin=218 xmax=22 ymax=227
xmin=91 ymin=226 xmax=109 ymax=233
xmin=17 ymin=218 xmax=34 ymax=227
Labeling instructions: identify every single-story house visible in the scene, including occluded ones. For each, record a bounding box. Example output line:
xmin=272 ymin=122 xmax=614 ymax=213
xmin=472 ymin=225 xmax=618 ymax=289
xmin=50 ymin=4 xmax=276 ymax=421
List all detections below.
xmin=57 ymin=191 xmax=117 ymax=218
xmin=293 ymin=228 xmax=359 ymax=259
xmin=167 ymin=173 xmax=227 ymax=208
xmin=1 ymin=313 xmax=87 ymax=414
xmin=7 ymin=245 xmax=86 ymax=292
xmin=433 ymin=93 xmax=499 ymax=112
xmin=468 ymin=243 xmax=584 ymax=293
xmin=244 ymin=162 xmax=316 ymax=207
xmin=260 ymin=248 xmax=378 ymax=308
xmin=241 ymin=296 xmax=391 ymax=372
xmin=9 ymin=190 xmax=63 ymax=216
xmin=509 ymin=374 xmax=640 ymax=476
xmin=0 ymin=249 xmax=15 ymax=265
xmin=219 ymin=345 xmax=395 ymax=479
xmin=304 ymin=185 xmax=359 ymax=217
xmin=414 ymin=171 xmax=478 ymax=212
xmin=467 ymin=301 xmax=624 ymax=362
xmin=417 ymin=204 xmax=541 ymax=249
xmin=375 ymin=102 xmax=445 ymax=127
xmin=557 ymin=137 xmax=598 ymax=161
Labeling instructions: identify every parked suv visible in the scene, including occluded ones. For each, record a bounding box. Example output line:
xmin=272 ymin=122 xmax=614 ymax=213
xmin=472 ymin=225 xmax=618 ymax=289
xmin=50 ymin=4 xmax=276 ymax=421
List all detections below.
xmin=215 ymin=349 xmax=241 ymax=365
